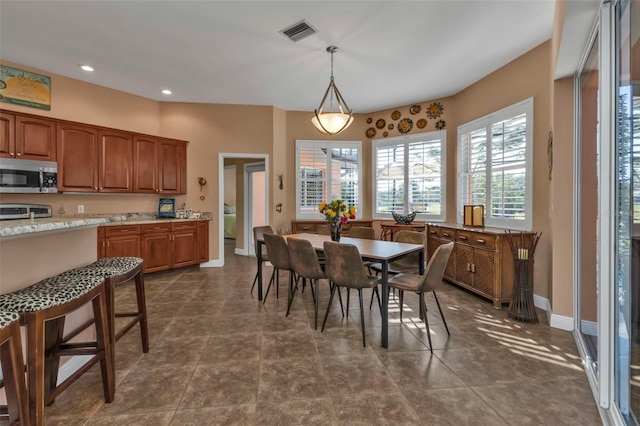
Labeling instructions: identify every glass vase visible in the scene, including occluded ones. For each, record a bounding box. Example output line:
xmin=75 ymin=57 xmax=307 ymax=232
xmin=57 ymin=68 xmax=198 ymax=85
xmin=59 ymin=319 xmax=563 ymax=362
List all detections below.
xmin=329 ymin=222 xmax=342 ymax=242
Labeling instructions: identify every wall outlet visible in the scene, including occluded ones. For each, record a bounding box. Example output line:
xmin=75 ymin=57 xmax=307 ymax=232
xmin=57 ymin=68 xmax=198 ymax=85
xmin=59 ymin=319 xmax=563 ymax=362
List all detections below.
xmin=77 ymin=205 xmax=84 ymax=213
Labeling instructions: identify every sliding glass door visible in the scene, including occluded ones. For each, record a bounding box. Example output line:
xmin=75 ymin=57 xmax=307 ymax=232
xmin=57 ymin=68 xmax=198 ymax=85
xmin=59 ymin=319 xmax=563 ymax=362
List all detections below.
xmin=615 ymin=0 xmax=640 ymax=421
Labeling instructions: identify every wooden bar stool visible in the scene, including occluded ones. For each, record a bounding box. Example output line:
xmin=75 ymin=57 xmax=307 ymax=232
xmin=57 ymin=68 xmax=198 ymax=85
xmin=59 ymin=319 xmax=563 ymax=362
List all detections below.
xmin=0 ymin=311 xmax=29 ymax=425
xmin=0 ymin=273 xmax=115 ymax=426
xmin=82 ymin=257 xmax=149 ymax=353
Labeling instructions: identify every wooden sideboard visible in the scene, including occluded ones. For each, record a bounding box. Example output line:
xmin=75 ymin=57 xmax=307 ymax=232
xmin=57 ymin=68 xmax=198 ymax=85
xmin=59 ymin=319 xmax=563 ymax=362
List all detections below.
xmin=291 ymin=220 xmax=373 ymax=235
xmin=427 ymin=223 xmax=535 ymax=309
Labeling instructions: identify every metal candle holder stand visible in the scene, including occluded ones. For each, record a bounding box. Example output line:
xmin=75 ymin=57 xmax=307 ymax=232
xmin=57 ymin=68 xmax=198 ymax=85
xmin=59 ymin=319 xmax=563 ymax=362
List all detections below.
xmin=505 ymin=231 xmax=541 ymax=324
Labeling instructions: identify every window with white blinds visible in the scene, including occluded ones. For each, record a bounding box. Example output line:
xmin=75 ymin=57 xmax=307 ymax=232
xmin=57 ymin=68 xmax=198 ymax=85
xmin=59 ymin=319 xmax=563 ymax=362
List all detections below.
xmin=457 ymin=98 xmax=533 ymax=230
xmin=373 ymin=131 xmax=446 ymax=222
xmin=295 ymin=140 xmax=362 ymax=219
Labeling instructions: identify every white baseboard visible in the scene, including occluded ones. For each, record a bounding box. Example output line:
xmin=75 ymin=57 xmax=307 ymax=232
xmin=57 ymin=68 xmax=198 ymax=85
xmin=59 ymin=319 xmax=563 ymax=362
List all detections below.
xmin=533 ymin=294 xmax=574 ymax=331
xmin=200 ymin=259 xmax=222 ymax=268
xmin=580 ymin=319 xmax=597 ymax=336
xmin=235 ymin=248 xmax=248 ymax=256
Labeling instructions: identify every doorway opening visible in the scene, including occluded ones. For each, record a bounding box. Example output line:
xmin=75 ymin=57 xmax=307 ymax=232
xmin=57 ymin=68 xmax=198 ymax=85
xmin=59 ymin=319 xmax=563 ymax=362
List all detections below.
xmin=218 ymin=153 xmax=269 ymax=266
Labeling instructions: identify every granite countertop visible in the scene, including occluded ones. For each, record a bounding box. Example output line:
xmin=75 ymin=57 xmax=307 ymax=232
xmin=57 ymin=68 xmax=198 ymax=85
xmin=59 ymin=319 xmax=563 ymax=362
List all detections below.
xmin=0 ymin=213 xmax=211 ymax=238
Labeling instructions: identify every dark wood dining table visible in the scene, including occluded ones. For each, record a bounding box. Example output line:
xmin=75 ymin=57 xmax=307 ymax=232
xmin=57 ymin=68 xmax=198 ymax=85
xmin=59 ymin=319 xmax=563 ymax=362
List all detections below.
xmin=256 ymin=232 xmax=425 ymax=348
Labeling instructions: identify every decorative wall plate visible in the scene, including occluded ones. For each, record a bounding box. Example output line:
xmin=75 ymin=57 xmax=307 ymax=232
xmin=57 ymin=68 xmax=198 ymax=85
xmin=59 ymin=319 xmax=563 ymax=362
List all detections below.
xmin=367 ymin=117 xmax=372 ymax=124
xmin=376 ymin=118 xmax=386 ymax=129
xmin=388 ymin=123 xmax=394 ymax=130
xmin=435 ymin=119 xmax=446 ymax=130
xmin=416 ymin=118 xmax=427 ymax=129
xmin=391 ymin=111 xmax=401 ymax=120
xmin=366 ymin=127 xmax=377 ymax=138
xmin=427 ymin=102 xmax=444 ymax=119
xmin=398 ymin=118 xmax=413 ymax=134
xmin=383 ymin=131 xmax=389 ymax=137
xmin=409 ymin=104 xmax=421 ymax=115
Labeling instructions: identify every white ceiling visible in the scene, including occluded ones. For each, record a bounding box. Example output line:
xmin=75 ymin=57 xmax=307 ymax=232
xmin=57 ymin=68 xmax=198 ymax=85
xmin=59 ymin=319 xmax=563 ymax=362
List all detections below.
xmin=0 ymin=1 xmax=556 ymax=114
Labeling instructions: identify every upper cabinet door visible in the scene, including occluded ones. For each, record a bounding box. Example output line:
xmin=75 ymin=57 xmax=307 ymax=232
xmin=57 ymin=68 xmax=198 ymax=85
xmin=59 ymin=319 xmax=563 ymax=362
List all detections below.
xmin=0 ymin=113 xmax=16 ymax=158
xmin=16 ymin=115 xmax=56 ymax=161
xmin=134 ymin=135 xmax=159 ymax=193
xmin=57 ymin=122 xmax=99 ymax=191
xmin=99 ymin=130 xmax=133 ymax=192
xmin=158 ymin=138 xmax=180 ymax=194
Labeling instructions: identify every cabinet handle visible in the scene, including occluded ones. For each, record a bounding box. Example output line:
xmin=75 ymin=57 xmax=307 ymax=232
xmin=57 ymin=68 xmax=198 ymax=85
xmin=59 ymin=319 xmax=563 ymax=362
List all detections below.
xmin=467 ymin=263 xmax=471 ymax=272
xmin=106 ymin=241 xmax=110 ymax=248
xmin=459 ymin=236 xmax=467 ymax=240
xmin=443 ymin=232 xmax=450 ymax=237
xmin=16 ymin=153 xmax=21 ymax=157
xmin=430 ymin=231 xmax=436 ymax=234
xmin=99 ymin=187 xmax=103 ymax=191
xmin=471 ymin=264 xmax=476 ymax=273
xmin=94 ymin=186 xmax=98 ymax=190
xmin=9 ymin=152 xmax=14 ymax=156
xmin=477 ymin=239 xmax=486 ymax=244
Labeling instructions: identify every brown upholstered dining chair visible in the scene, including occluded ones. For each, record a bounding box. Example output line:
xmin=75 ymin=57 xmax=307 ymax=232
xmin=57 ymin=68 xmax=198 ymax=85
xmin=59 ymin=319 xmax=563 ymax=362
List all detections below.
xmin=262 ymin=233 xmax=296 ymax=309
xmin=348 ymin=226 xmax=375 ymax=240
xmin=387 ymin=241 xmax=454 ymax=352
xmin=369 ymin=230 xmax=426 ymax=308
xmin=341 ymin=226 xmax=375 ymax=313
xmin=251 ymin=225 xmax=274 ymax=295
xmin=287 ymin=237 xmax=329 ymax=329
xmin=322 ymin=241 xmax=381 ymax=347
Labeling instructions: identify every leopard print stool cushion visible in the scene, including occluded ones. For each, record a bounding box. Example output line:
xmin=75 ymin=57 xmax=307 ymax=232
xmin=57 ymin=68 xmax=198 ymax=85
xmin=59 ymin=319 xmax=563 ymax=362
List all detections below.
xmin=87 ymin=257 xmax=143 ymax=276
xmin=0 ymin=272 xmax=105 ymax=313
xmin=0 ymin=311 xmax=20 ymax=330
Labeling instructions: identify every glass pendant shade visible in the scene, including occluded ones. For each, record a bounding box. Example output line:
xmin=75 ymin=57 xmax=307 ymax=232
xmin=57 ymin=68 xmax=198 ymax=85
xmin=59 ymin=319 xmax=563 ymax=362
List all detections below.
xmin=311 ymin=46 xmax=354 ymax=136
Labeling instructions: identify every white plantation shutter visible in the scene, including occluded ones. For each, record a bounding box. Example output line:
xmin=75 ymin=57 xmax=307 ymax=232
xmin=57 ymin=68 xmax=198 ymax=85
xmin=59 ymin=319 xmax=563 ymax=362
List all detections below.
xmin=633 ymin=95 xmax=640 ymax=224
xmin=373 ymin=131 xmax=446 ymax=221
xmin=296 ymin=141 xmax=362 ymax=219
xmin=457 ymin=98 xmax=533 ymax=230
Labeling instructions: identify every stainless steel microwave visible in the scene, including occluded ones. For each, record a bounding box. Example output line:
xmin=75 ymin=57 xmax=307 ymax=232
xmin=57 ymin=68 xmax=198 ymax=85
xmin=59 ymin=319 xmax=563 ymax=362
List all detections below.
xmin=0 ymin=158 xmax=58 ymax=193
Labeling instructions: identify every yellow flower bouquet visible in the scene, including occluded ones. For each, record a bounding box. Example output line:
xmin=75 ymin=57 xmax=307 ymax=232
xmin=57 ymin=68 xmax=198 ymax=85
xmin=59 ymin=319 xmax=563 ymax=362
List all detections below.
xmin=318 ymin=199 xmax=356 ymax=241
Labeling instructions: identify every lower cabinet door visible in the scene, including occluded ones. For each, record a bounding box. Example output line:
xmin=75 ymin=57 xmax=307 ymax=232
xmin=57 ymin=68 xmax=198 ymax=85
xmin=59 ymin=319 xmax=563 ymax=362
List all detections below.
xmin=141 ymin=233 xmax=172 ymax=273
xmin=173 ymin=230 xmax=197 ymax=268
xmin=106 ymin=235 xmax=141 ymax=258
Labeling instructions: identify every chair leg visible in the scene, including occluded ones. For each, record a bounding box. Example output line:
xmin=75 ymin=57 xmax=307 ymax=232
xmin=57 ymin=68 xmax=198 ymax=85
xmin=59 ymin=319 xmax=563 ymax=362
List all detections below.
xmin=358 ymin=289 xmax=366 ymax=347
xmin=314 ymin=279 xmax=320 ymax=330
xmin=433 ymin=291 xmax=450 ymax=336
xmin=93 ymin=289 xmax=115 ymax=403
xmin=262 ymin=268 xmax=276 ymax=304
xmin=250 ymin=270 xmax=258 ymax=294
xmin=321 ymin=284 xmax=337 ymax=331
xmin=336 ymin=285 xmax=345 ymax=317
xmin=369 ymin=287 xmax=378 ymax=310
xmin=134 ymin=271 xmax=150 ymax=352
xmin=25 ymin=311 xmax=46 ymax=426
xmin=286 ymin=272 xmax=297 ymax=317
xmin=346 ymin=288 xmax=351 ymax=315
xmin=0 ymin=320 xmax=29 ymax=425
xmin=398 ymin=289 xmax=404 ymax=322
xmin=276 ymin=269 xmax=280 ymax=299
xmin=420 ymin=294 xmax=433 ymax=353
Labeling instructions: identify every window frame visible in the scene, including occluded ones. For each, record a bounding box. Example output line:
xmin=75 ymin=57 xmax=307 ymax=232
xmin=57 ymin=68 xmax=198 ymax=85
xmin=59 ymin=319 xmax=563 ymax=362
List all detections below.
xmin=372 ymin=130 xmax=447 ymax=222
xmin=457 ymin=97 xmax=534 ymax=230
xmin=295 ymin=139 xmax=362 ymax=220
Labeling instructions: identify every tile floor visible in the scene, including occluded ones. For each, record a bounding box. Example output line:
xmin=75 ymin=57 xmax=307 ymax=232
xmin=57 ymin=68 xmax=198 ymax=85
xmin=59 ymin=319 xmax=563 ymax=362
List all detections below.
xmin=40 ymin=241 xmax=602 ymax=425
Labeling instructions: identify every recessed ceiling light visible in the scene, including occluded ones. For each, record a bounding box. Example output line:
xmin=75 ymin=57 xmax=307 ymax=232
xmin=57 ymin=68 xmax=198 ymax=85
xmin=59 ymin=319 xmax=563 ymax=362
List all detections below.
xmin=79 ymin=65 xmax=94 ymax=72
xmin=161 ymin=89 xmax=172 ymax=95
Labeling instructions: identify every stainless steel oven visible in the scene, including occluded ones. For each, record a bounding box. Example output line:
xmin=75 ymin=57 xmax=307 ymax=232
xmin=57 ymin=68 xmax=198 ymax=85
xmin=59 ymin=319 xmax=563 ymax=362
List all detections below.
xmin=0 ymin=158 xmax=58 ymax=193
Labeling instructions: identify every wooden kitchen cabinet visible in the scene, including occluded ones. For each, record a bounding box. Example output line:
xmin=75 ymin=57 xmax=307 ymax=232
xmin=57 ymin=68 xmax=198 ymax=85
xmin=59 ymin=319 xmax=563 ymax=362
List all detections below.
xmin=1 ymin=112 xmax=56 ymax=161
xmin=57 ymin=122 xmax=99 ymax=191
xmin=133 ymin=135 xmax=159 ymax=193
xmin=141 ymin=223 xmax=172 ymax=273
xmin=134 ymin=136 xmax=186 ymax=194
xmin=97 ymin=227 xmax=106 ymax=259
xmin=197 ymin=220 xmax=209 ymax=263
xmin=426 ymin=223 xmax=529 ymax=309
xmin=172 ymin=222 xmax=198 ymax=268
xmin=99 ymin=129 xmax=133 ymax=192
xmin=103 ymin=225 xmax=141 ymax=258
xmin=158 ymin=138 xmax=186 ymax=194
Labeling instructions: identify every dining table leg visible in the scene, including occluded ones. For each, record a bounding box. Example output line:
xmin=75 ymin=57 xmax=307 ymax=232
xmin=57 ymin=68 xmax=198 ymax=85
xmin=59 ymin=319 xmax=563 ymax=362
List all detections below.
xmin=381 ymin=261 xmax=389 ymax=348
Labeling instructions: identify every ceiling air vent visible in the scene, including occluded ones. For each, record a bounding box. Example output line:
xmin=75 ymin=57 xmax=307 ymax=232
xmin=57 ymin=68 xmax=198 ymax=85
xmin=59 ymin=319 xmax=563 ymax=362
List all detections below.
xmin=279 ymin=20 xmax=318 ymax=42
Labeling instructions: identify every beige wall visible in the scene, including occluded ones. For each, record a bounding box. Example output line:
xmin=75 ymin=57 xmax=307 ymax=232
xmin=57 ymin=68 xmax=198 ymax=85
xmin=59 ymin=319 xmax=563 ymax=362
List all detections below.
xmin=0 ymin=34 xmax=572 ymax=316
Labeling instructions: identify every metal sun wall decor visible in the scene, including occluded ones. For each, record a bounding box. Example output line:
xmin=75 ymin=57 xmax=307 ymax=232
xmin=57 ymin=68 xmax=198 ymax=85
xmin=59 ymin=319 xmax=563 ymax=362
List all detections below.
xmin=365 ymin=101 xmax=445 ymax=139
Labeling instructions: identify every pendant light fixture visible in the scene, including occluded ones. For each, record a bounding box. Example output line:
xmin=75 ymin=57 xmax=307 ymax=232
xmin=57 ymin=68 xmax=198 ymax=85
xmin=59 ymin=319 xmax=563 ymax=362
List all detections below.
xmin=311 ymin=46 xmax=354 ymax=135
